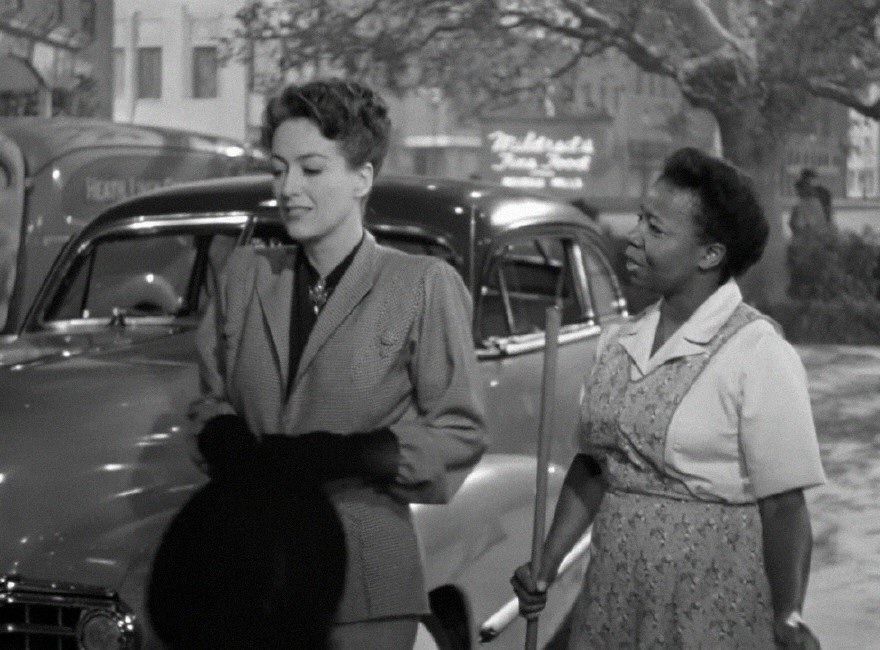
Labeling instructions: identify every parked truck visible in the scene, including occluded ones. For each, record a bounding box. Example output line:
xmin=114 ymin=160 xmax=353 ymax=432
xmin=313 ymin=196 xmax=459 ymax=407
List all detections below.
xmin=0 ymin=117 xmax=268 ymax=339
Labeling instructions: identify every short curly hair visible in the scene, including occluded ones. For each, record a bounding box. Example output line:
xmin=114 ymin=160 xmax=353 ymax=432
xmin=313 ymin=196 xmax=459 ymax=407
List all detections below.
xmin=261 ymin=79 xmax=391 ymax=174
xmin=659 ymin=147 xmax=768 ymax=282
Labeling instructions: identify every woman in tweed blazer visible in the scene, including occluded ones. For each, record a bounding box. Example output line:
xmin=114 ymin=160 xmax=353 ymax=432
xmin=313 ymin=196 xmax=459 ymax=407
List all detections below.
xmin=188 ymin=79 xmax=488 ymax=649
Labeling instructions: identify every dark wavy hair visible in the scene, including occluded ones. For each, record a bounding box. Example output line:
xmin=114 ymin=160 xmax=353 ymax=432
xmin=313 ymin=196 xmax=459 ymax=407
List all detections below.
xmin=261 ymin=78 xmax=391 ymax=174
xmin=659 ymin=147 xmax=768 ymax=282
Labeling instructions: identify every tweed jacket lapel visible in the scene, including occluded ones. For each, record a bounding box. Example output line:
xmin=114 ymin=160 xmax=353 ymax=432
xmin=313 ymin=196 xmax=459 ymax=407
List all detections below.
xmin=293 ymin=231 xmax=379 ymax=389
xmin=254 ymin=246 xmax=296 ymax=391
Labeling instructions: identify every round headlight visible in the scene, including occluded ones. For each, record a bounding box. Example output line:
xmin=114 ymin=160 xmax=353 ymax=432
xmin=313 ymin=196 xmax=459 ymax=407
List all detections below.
xmin=76 ymin=609 xmax=136 ymax=650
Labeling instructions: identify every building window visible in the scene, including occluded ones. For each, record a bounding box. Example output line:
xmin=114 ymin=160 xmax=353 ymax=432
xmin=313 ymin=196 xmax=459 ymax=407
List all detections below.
xmin=112 ymin=48 xmax=125 ymax=97
xmin=582 ymin=82 xmax=593 ymax=107
xmin=136 ymin=47 xmax=162 ymax=99
xmin=192 ymin=46 xmax=218 ymax=99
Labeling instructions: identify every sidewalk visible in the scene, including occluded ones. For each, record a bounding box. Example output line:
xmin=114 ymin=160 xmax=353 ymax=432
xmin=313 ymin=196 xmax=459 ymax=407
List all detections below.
xmin=798 ymin=345 xmax=880 ymax=650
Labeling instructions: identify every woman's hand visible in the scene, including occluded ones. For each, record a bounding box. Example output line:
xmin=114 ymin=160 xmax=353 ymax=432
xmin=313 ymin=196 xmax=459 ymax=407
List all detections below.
xmin=773 ymin=615 xmax=821 ymax=649
xmin=510 ymin=454 xmax=605 ymax=621
xmin=510 ymin=562 xmax=556 ymax=620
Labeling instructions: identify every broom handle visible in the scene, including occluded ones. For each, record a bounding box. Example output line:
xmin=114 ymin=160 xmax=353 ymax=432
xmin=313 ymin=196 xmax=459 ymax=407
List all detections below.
xmin=525 ymin=306 xmax=561 ymax=650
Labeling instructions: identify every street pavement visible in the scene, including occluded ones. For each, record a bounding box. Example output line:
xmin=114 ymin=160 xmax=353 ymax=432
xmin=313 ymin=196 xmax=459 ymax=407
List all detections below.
xmin=799 ymin=345 xmax=880 ymax=650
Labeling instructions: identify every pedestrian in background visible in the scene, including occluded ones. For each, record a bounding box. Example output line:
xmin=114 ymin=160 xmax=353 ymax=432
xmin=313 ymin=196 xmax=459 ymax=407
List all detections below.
xmin=804 ymin=169 xmax=835 ymax=227
xmin=170 ymin=78 xmax=487 ymax=650
xmin=512 ymin=147 xmax=824 ymax=649
xmin=790 ymin=168 xmax=833 ymax=236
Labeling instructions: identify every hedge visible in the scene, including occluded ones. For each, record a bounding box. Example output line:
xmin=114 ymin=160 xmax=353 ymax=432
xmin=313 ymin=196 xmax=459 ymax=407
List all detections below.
xmin=762 ymin=296 xmax=880 ymax=344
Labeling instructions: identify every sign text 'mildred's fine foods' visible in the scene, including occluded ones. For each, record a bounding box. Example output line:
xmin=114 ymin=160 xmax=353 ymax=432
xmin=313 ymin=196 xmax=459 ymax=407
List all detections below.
xmin=486 ymin=130 xmax=595 ymax=190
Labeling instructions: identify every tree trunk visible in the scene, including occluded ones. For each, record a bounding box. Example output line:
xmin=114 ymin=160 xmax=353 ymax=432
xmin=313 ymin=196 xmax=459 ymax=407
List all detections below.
xmin=716 ymin=116 xmax=788 ymax=306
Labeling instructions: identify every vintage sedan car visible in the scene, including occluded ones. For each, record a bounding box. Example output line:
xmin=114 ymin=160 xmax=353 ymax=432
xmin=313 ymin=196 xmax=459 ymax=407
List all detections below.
xmin=0 ymin=174 xmax=628 ymax=650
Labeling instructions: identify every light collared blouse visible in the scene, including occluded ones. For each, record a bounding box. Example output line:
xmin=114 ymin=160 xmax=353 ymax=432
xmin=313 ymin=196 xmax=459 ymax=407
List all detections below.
xmin=582 ymin=279 xmax=825 ymax=503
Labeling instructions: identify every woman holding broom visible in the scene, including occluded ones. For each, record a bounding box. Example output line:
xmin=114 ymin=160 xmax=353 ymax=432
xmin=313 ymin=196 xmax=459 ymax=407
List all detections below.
xmin=512 ymin=148 xmax=824 ymax=649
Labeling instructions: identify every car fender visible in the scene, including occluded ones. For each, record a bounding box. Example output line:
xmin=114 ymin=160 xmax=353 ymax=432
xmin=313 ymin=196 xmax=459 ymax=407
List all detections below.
xmin=413 ymin=453 xmax=586 ymax=649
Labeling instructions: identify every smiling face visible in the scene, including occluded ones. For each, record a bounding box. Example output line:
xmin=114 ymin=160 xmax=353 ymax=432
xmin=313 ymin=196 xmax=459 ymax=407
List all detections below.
xmin=270 ymin=118 xmax=373 ymax=248
xmin=625 ymin=179 xmax=723 ymax=296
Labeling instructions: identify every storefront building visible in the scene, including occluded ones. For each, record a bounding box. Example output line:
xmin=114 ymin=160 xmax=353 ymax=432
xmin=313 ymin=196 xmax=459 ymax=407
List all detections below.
xmin=112 ymin=0 xmax=253 ymax=143
xmin=0 ymin=0 xmax=112 ymax=118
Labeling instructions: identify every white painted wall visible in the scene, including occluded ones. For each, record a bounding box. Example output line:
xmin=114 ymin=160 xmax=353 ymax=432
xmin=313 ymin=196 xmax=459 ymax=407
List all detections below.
xmin=848 ymin=85 xmax=880 ymax=199
xmin=113 ymin=0 xmax=257 ymax=142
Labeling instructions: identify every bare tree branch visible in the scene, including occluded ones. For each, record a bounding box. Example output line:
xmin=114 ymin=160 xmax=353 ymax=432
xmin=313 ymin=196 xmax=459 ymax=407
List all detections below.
xmin=807 ymin=80 xmax=880 ymax=120
xmin=227 ymin=0 xmax=880 ymax=129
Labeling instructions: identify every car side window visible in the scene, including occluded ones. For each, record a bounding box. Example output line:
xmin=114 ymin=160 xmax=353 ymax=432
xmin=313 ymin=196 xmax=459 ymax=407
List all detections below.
xmin=249 ymin=221 xmax=460 ymax=269
xmin=250 ymin=222 xmax=292 ymax=249
xmin=577 ymin=243 xmax=620 ymax=320
xmin=478 ymin=235 xmax=587 ymax=342
xmin=44 ymin=231 xmax=238 ymax=322
xmin=373 ymin=235 xmax=459 ymax=268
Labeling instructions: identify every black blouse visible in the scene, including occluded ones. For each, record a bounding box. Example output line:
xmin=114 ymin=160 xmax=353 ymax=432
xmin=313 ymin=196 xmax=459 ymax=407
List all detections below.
xmin=287 ymin=235 xmax=363 ymax=395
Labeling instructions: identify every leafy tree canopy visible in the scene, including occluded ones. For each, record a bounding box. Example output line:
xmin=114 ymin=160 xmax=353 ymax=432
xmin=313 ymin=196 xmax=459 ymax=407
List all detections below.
xmin=223 ymin=1 xmax=880 ymax=303
xmin=225 ymin=1 xmax=880 ymax=140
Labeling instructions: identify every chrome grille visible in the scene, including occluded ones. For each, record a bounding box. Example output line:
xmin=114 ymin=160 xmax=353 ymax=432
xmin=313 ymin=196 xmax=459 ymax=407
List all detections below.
xmin=1 ymin=575 xmax=136 ymax=650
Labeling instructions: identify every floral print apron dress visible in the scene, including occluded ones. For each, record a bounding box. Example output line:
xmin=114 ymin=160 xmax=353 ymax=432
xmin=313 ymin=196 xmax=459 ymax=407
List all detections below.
xmin=570 ymin=304 xmax=776 ymax=649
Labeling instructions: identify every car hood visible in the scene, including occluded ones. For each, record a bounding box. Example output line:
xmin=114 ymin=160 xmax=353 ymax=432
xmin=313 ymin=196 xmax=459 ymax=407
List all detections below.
xmin=0 ymin=327 xmax=205 ymax=592
xmin=0 ymin=324 xmax=556 ymax=641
